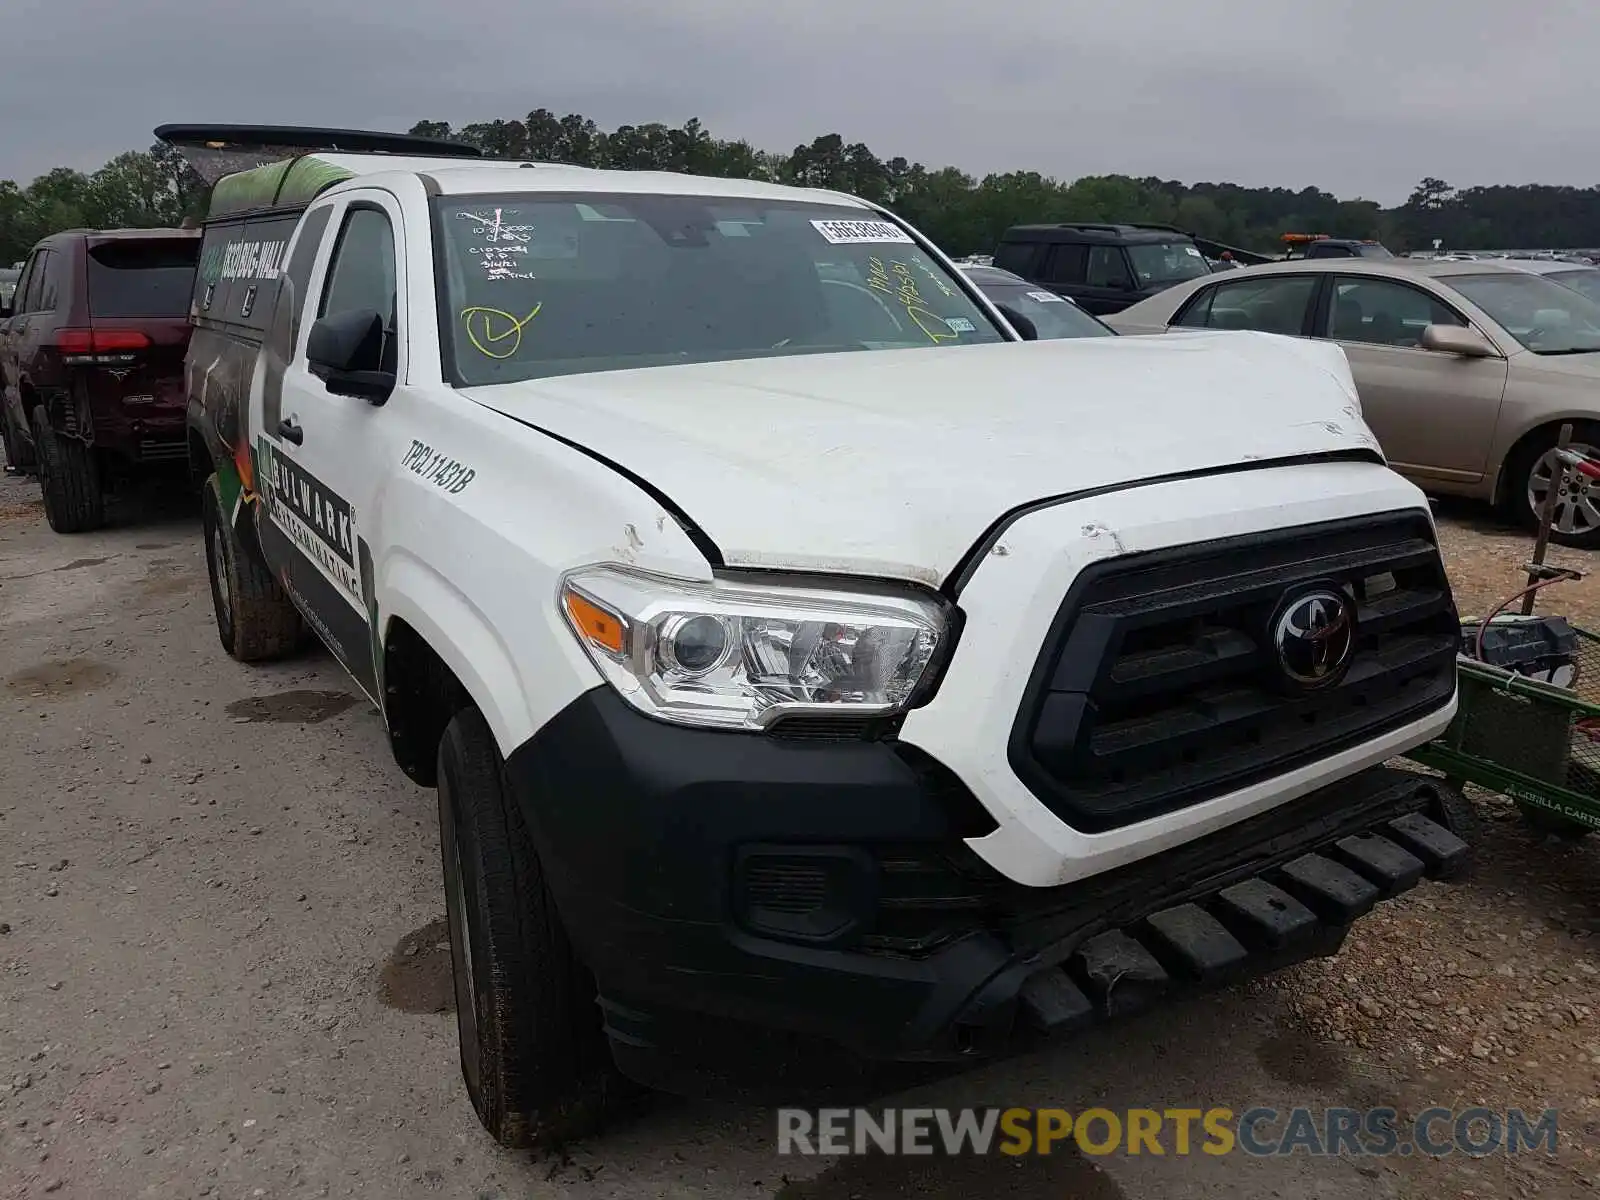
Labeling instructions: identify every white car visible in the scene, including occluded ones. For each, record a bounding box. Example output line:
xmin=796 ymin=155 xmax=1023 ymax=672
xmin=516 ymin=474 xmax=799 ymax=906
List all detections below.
xmin=165 ymin=124 xmax=1467 ymax=1148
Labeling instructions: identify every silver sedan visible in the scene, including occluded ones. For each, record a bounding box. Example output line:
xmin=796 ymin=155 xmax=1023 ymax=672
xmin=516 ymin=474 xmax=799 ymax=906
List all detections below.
xmin=1106 ymin=258 xmax=1600 ymax=547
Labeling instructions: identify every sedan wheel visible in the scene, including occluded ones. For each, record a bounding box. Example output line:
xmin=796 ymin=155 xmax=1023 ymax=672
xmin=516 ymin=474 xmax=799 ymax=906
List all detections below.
xmin=1527 ymin=440 xmax=1600 ymax=544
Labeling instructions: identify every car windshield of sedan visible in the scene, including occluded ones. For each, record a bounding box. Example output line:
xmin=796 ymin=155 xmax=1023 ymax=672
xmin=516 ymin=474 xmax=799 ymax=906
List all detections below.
xmin=1450 ymin=273 xmax=1600 ymax=354
xmin=434 ymin=193 xmax=1007 ymax=385
xmin=1126 ymin=241 xmax=1213 ymax=286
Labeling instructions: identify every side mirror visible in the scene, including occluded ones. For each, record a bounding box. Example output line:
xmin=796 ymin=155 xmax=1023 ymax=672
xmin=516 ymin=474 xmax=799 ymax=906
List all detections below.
xmin=1420 ymin=323 xmax=1495 ymax=358
xmin=307 ymin=308 xmax=395 ymax=403
xmin=995 ymin=304 xmax=1038 ymax=341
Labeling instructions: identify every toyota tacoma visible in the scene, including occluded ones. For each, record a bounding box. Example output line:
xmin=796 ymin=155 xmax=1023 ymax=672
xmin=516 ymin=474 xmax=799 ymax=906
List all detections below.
xmin=162 ymin=124 xmax=1467 ymax=1147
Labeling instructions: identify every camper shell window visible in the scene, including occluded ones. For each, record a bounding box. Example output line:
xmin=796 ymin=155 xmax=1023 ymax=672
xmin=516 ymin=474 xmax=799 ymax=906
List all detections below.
xmin=192 ymin=211 xmax=302 ymax=338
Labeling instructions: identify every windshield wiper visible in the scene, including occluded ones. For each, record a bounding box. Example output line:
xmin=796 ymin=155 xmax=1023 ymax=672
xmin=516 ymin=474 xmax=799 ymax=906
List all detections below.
xmin=1534 ymin=347 xmax=1600 ymax=356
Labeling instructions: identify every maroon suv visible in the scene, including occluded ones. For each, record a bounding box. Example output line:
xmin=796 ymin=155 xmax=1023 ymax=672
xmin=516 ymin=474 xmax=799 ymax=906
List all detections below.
xmin=0 ymin=228 xmax=200 ymax=531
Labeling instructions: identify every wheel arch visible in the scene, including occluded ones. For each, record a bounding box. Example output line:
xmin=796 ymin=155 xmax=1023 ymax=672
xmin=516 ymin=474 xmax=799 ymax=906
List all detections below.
xmin=1493 ymin=415 xmax=1600 ymax=507
xmin=188 ymin=426 xmax=216 ymax=492
xmin=17 ymin=375 xmax=38 ymax=420
xmin=379 ymin=554 xmax=537 ymax=787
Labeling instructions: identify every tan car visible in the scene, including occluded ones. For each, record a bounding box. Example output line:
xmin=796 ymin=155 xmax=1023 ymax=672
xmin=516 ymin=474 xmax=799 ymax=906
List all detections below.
xmin=1105 ymin=258 xmax=1600 ymax=547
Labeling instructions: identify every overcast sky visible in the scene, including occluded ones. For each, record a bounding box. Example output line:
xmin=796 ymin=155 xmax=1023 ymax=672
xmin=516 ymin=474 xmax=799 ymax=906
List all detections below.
xmin=5 ymin=0 xmax=1595 ymax=206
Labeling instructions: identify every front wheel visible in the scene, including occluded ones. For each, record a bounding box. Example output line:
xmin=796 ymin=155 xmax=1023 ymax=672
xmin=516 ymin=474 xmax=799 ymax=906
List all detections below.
xmin=1509 ymin=421 xmax=1600 ymax=549
xmin=201 ymin=473 xmax=303 ymax=661
xmin=31 ymin=406 xmax=102 ymax=532
xmin=437 ymin=707 xmax=625 ymax=1148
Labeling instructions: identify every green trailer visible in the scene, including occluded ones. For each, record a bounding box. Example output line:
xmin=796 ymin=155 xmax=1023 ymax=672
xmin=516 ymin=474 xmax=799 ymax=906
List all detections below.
xmin=1407 ymin=637 xmax=1600 ymax=838
xmin=1406 ymin=430 xmax=1600 ymax=839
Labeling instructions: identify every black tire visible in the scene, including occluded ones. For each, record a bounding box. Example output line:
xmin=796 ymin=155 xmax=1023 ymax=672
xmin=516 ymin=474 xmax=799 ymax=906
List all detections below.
xmin=437 ymin=707 xmax=623 ymax=1148
xmin=31 ymin=405 xmax=102 ymax=532
xmin=201 ymin=472 xmax=303 ymax=661
xmin=1506 ymin=420 xmax=1600 ymax=549
xmin=1 ymin=405 xmax=33 ymax=473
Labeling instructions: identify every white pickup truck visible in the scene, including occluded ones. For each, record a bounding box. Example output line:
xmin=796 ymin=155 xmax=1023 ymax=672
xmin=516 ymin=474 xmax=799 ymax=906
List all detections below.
xmin=162 ymin=124 xmax=1468 ymax=1147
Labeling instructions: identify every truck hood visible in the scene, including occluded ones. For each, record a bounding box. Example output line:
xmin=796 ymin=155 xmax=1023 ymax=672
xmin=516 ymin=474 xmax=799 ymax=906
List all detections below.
xmin=460 ymin=333 xmax=1379 ymax=586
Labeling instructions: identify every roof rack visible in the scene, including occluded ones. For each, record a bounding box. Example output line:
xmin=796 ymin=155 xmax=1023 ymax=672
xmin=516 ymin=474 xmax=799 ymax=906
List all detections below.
xmin=154 ymin=124 xmax=480 ymax=158
xmin=1048 ymin=221 xmax=1189 ymax=235
xmin=154 ymin=123 xmax=481 ymax=188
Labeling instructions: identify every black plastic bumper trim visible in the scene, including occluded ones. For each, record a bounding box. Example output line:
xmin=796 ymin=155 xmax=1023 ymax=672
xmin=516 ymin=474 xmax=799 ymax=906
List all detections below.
xmin=500 ymin=686 xmax=1472 ymax=1098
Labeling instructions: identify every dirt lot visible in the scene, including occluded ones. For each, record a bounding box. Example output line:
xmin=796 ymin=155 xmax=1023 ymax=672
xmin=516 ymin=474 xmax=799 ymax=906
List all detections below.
xmin=1 ymin=473 xmax=1596 ymax=1200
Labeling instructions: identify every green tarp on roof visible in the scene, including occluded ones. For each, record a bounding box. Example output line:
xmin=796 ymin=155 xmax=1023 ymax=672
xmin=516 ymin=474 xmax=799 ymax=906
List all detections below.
xmin=206 ymin=154 xmax=357 ymax=220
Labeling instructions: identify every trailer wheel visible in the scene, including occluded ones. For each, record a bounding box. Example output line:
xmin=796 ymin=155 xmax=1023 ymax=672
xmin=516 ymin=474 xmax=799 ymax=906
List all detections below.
xmin=1515 ymin=803 xmax=1592 ymax=841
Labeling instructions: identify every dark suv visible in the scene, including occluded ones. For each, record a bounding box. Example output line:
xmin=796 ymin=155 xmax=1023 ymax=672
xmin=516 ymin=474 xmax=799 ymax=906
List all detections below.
xmin=1285 ymin=236 xmax=1393 ymax=260
xmin=993 ymin=222 xmax=1215 ymax=315
xmin=0 ymin=228 xmax=200 ymax=530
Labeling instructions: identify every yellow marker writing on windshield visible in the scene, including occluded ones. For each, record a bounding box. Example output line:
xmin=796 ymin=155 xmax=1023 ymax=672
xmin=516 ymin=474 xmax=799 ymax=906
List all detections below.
xmin=868 ymin=261 xmax=950 ymax=344
xmin=461 ymin=304 xmax=542 ymax=359
xmin=906 ymin=306 xmax=960 ymax=344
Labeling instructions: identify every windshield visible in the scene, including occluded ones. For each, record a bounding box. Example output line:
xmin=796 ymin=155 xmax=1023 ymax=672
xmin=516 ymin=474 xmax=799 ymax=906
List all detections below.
xmin=1126 ymin=241 xmax=1212 ymax=287
xmin=978 ymin=282 xmax=1113 ymax=339
xmin=1450 ymin=272 xmax=1600 ymax=355
xmin=86 ymin=240 xmax=198 ymax=318
xmin=434 ymin=193 xmax=1006 ymax=385
xmin=1547 ymin=269 xmax=1600 ymax=307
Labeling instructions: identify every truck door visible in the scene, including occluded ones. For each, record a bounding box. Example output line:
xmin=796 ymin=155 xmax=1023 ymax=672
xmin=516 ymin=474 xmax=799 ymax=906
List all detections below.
xmin=249 ymin=190 xmax=407 ymax=701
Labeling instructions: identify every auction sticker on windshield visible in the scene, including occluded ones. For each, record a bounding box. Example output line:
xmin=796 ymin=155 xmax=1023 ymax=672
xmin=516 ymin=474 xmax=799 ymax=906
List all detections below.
xmin=1027 ymin=291 xmax=1066 ymax=303
xmin=811 ymin=219 xmax=913 ymax=244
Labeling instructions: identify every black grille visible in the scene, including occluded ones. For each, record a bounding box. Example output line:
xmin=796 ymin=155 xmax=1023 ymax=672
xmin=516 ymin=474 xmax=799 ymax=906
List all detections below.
xmin=743 ymin=862 xmax=831 ymax=915
xmin=1008 ymin=512 xmax=1459 ymax=833
xmin=765 ymin=713 xmax=885 ymax=740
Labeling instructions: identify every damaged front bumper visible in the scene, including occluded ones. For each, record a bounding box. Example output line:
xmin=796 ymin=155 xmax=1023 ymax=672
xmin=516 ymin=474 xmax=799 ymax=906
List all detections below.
xmin=507 ymin=687 xmax=1469 ymax=1100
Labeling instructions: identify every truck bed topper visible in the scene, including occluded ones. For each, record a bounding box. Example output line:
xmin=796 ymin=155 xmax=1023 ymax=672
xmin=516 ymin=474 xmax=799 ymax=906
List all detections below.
xmin=155 ymin=123 xmax=483 ymax=220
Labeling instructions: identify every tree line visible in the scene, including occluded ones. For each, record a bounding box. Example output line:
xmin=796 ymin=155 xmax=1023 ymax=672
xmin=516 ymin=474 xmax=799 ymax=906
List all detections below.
xmin=5 ymin=109 xmax=1599 ymax=267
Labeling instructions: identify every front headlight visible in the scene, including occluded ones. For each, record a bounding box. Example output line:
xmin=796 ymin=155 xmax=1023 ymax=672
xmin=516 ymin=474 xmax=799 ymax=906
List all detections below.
xmin=558 ymin=565 xmax=949 ymax=731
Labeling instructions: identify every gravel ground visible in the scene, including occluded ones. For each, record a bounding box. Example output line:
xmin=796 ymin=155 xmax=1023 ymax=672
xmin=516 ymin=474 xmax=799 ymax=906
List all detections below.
xmin=1 ymin=469 xmax=1595 ymax=1199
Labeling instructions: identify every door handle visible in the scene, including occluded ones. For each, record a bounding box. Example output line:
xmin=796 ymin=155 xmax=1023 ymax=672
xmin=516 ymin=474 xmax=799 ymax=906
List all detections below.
xmin=276 ymin=418 xmax=304 ymax=445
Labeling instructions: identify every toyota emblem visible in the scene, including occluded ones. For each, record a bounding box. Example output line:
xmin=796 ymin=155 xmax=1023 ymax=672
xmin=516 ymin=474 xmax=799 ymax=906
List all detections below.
xmin=1273 ymin=589 xmax=1356 ymax=687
